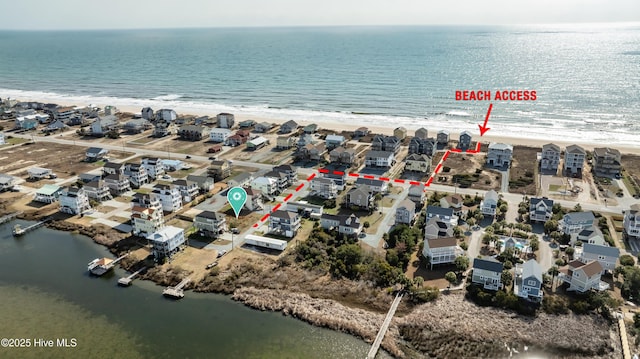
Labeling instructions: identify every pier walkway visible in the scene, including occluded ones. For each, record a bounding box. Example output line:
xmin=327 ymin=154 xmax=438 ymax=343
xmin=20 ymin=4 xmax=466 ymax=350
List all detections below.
xmin=12 ymin=217 xmax=51 ymax=236
xmin=366 ymin=292 xmax=403 ymax=359
xmin=118 ymin=267 xmax=146 ymax=286
xmin=0 ymin=212 xmax=22 ymax=225
xmin=162 ymin=277 xmax=190 ymax=299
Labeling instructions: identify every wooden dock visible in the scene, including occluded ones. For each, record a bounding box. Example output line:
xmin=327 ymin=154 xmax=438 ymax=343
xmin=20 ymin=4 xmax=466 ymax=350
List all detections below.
xmin=118 ymin=267 xmax=147 ymax=286
xmin=12 ymin=217 xmax=50 ymax=237
xmin=0 ymin=211 xmax=22 ymax=225
xmin=366 ymin=292 xmax=404 ymax=359
xmin=162 ymin=277 xmax=191 ymax=299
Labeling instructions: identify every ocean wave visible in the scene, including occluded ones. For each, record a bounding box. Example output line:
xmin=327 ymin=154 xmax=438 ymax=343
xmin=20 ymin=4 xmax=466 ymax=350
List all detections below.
xmin=151 ymin=94 xmax=183 ymax=101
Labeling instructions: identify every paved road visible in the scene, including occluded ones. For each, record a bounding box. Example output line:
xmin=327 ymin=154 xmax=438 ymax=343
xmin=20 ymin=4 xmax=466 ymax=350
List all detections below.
xmin=361 ymin=186 xmax=410 ymax=248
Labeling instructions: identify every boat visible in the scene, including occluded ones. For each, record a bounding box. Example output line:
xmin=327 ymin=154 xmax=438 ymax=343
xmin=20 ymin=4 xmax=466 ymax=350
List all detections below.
xmin=87 ymin=257 xmax=114 ymax=276
xmin=12 ymin=224 xmax=25 ymax=236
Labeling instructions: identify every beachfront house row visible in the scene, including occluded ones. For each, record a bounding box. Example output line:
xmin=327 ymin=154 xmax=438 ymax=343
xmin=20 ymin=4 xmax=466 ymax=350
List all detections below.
xmin=320 ymin=213 xmax=363 ymax=236
xmin=472 ymin=258 xmax=504 ymax=290
xmin=423 ymin=237 xmax=463 ymax=270
xmin=486 ymin=143 xmax=513 ymax=168
xmin=276 ymin=136 xmax=296 ymax=150
xmin=279 ymin=120 xmax=298 ymax=134
xmin=90 ymin=115 xmax=119 ymax=136
xmin=345 ymin=187 xmax=375 ymax=210
xmin=458 ymin=131 xmax=472 ymax=150
xmin=34 ymin=184 xmax=62 ymax=203
xmin=254 ymin=122 xmax=274 ymax=133
xmin=371 ymin=135 xmax=400 ymax=153
xmin=515 ymin=259 xmax=544 ymax=302
xmin=408 ymin=185 xmax=426 ymax=205
xmin=148 ymin=226 xmax=186 ymax=260
xmin=186 ymin=175 xmax=215 ymax=193
xmin=440 ymin=194 xmax=465 ymax=217
xmin=480 ymin=190 xmax=499 ymax=216
xmin=437 ymin=130 xmax=449 ymax=145
xmin=141 ymin=157 xmax=165 ymax=180
xmin=310 ymin=177 xmax=338 ymax=199
xmin=408 ymin=137 xmax=437 ymax=157
xmin=209 ymin=128 xmax=231 ymax=143
xmin=151 ymin=184 xmax=183 ymax=212
xmin=559 ymin=211 xmax=595 ymax=235
xmin=227 ymin=173 xmax=254 ymax=189
xmin=85 ymin=147 xmax=108 ymax=162
xmin=426 ymin=205 xmax=457 ymax=226
xmin=216 ymin=113 xmax=235 ymax=129
xmin=624 ymin=204 xmax=640 ymax=240
xmin=244 ymin=188 xmax=263 ymax=211
xmin=251 ymin=177 xmax=279 ymax=197
xmin=58 ymin=186 xmax=91 ymax=215
xmin=322 ymin=172 xmax=348 ymax=191
xmin=395 ymin=199 xmax=417 ymax=225
xmin=131 ymin=206 xmax=165 ymax=237
xmin=329 ymin=146 xmax=357 ymax=166
xmin=104 ymin=174 xmax=132 ymax=195
xmin=394 ymin=127 xmax=407 ymax=140
xmin=559 ymin=260 xmax=608 ymax=292
xmin=593 ymin=147 xmax=622 ymax=178
xmin=268 ymin=210 xmax=301 ymax=238
xmin=355 ymin=177 xmax=388 ymax=194
xmin=564 ymin=144 xmax=586 ymax=177
xmin=415 ymin=127 xmax=429 ymax=140
xmin=354 ymin=127 xmax=370 ymax=137
xmin=172 ymin=179 xmax=200 ymax=203
xmin=141 ymin=107 xmax=154 ymax=120
xmin=83 ymin=180 xmax=112 ymax=201
xmin=424 ymin=217 xmax=454 ymax=240
xmin=540 ymin=143 xmax=561 ymax=172
xmin=193 ymin=211 xmax=227 ymax=238
xmin=325 ymin=134 xmax=346 ymax=150
xmin=123 ymin=163 xmax=149 ymax=188
xmin=103 ymin=162 xmax=124 ymax=177
xmin=178 ymin=124 xmax=210 ymax=141
xmin=581 ymin=243 xmax=620 ymax=274
xmin=570 ymin=226 xmax=606 ymax=246
xmin=208 ymin=160 xmax=232 ymax=180
xmin=364 ymin=150 xmax=395 ymax=168
xmin=529 ymin=197 xmax=554 ymax=223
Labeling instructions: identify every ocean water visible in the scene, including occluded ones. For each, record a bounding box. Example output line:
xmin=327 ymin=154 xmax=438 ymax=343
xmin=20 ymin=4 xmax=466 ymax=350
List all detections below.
xmin=0 ymin=24 xmax=639 ymax=145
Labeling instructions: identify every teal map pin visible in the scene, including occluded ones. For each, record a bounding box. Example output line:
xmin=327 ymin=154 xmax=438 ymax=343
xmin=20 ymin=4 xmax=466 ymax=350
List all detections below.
xmin=227 ymin=187 xmax=247 ymax=219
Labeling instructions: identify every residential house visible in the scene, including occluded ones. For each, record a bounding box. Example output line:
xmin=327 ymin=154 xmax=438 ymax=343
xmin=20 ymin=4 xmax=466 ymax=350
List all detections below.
xmin=147 ymin=226 xmax=185 ymax=260
xmin=90 ymin=115 xmax=119 ymax=136
xmin=250 ymin=177 xmax=279 ymax=197
xmin=355 ymin=177 xmax=388 ymax=194
xmin=437 ymin=130 xmax=450 ymax=146
xmin=408 ymin=185 xmax=426 ymax=204
xmin=83 ymin=180 xmax=112 ymax=201
xmin=371 ymin=135 xmax=400 ymax=153
xmin=414 ymin=127 xmax=429 ymax=140
xmin=480 ymin=190 xmax=499 ymax=216
xmin=279 ymin=120 xmax=298 ymax=134
xmin=345 ymin=187 xmax=374 ymax=210
xmin=123 ymin=118 xmax=152 ymax=134
xmin=160 ymin=159 xmax=184 ymax=171
xmin=423 ymin=237 xmax=463 ymax=270
xmin=141 ymin=107 xmax=154 ymax=120
xmin=581 ymin=243 xmax=620 ymax=274
xmin=172 ymin=179 xmax=199 ymax=203
xmin=354 ymin=127 xmax=370 ymax=137
xmin=529 ymin=197 xmax=554 ymax=223
xmin=440 ymin=194 xmax=465 ymax=217
xmin=0 ymin=174 xmax=16 ymax=192
xmin=254 ymin=122 xmax=274 ymax=133
xmin=364 ymin=150 xmax=395 ymax=168
xmin=239 ymin=119 xmax=255 ymax=129
xmin=131 ymin=206 xmax=165 ymax=237
xmin=570 ymin=226 xmax=606 ymax=246
xmin=186 ymin=175 xmax=215 ymax=193
xmin=515 ymin=260 xmax=544 ymax=302
xmin=141 ymin=157 xmax=165 ymax=180
xmin=208 ymin=160 xmax=232 ymax=180
xmin=395 ymin=199 xmax=416 ymax=225
xmin=322 ymin=171 xmax=348 ymax=191
xmin=329 ymin=146 xmax=357 ymax=166
xmin=34 ymin=184 xmax=62 ymax=203
xmin=303 ymin=124 xmax=318 ymax=134
xmin=43 ymin=119 xmax=67 ymax=132
xmin=103 ymin=162 xmax=124 ymax=177
xmin=85 ymin=147 xmax=109 ymax=162
xmin=310 ymin=177 xmax=338 ymax=199
xmin=58 ymin=186 xmax=91 ymax=215
xmin=151 ymin=184 xmax=183 ymax=212
xmin=268 ymin=210 xmax=301 ymax=238
xmin=156 ymin=109 xmax=177 ymax=122
xmin=426 ymin=205 xmax=457 ymax=226
xmin=286 ymin=201 xmax=323 ymax=216
xmin=194 ymin=211 xmax=227 ymax=238
xmin=408 ymin=137 xmax=437 ymax=156
xmin=559 ymin=211 xmax=595 ymax=235
xmin=50 ymin=106 xmax=76 ymax=122
xmin=178 ymin=124 xmax=210 ymax=141
xmin=244 ymin=188 xmax=263 ymax=211
xmin=15 ymin=116 xmax=39 ymax=130
xmin=540 ymin=143 xmax=561 ymax=172
xmin=247 ymin=136 xmax=269 ymax=151
xmin=276 ymin=136 xmax=296 ymax=149
xmin=152 ymin=120 xmax=177 ymax=137
xmin=325 ymin=134 xmax=346 ymax=150
xmin=131 ymin=193 xmax=163 ymax=212
xmin=227 ymin=173 xmax=254 ymax=189
xmin=404 ymin=153 xmax=431 ymax=173
xmin=209 ymin=128 xmax=231 ymax=143
xmin=216 ymin=113 xmax=235 ymax=129
xmin=273 ymin=163 xmax=298 ymax=185
xmin=472 ymin=258 xmax=504 ymax=290
xmin=263 ymin=171 xmax=289 ymax=193
xmin=593 ymin=147 xmax=622 ymax=177
xmin=296 ymin=134 xmax=316 ymax=149
xmin=320 ymin=213 xmax=363 ymax=236
xmin=296 ymin=143 xmax=327 ymax=161
xmin=486 ymin=143 xmax=513 ymax=167
xmin=124 ymin=163 xmax=149 ymax=188
xmin=564 ymin=144 xmax=586 ymax=177
xmin=27 ymin=167 xmax=53 ymax=180
xmin=424 ymin=217 xmax=454 ymax=240
xmin=458 ymin=131 xmax=472 ymax=150
xmin=103 ymin=174 xmax=131 ymax=195
xmin=559 ymin=260 xmax=607 ymax=292
xmin=623 ymin=204 xmax=640 ymax=240
xmin=227 ymin=133 xmax=248 ymax=147
xmin=393 ymin=126 xmax=407 ymax=140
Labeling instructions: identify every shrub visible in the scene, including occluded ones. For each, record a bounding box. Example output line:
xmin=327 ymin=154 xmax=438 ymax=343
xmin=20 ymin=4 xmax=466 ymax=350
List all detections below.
xmin=620 ymin=254 xmax=636 ymax=267
xmin=542 ymin=295 xmax=569 ymax=314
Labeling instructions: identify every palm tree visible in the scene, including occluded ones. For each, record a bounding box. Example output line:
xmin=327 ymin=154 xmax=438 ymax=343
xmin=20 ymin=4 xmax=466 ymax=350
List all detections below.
xmin=548 ymin=266 xmax=560 ymax=291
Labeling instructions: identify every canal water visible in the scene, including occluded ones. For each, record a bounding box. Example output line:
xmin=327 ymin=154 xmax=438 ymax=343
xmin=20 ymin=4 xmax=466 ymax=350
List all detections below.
xmin=0 ymin=220 xmax=391 ymax=359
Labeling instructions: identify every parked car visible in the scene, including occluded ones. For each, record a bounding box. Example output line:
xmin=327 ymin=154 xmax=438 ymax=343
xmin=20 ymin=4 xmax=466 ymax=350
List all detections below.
xmin=217 ymin=250 xmax=227 ymax=258
xmin=231 ymin=228 xmax=240 ymax=234
xmin=185 ymin=155 xmax=192 ymax=159
xmin=208 ymin=156 xmax=216 ymax=160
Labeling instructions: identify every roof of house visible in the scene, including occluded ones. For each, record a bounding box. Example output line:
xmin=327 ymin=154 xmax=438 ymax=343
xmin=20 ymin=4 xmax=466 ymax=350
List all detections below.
xmin=172 ymin=179 xmax=196 ymax=187
xmin=248 ymin=136 xmax=269 ymax=146
xmin=398 ymin=199 xmax=416 ymax=212
xmin=530 ymin=197 xmax=553 ymax=209
xmin=148 ymin=225 xmax=183 ymax=242
xmin=0 ymin=174 xmax=15 ymax=184
xmin=438 ymin=130 xmax=449 ymax=135
xmin=228 ymin=172 xmax=253 ymax=183
xmin=579 ymin=260 xmax=604 ymax=277
xmin=473 ymin=257 xmax=503 ymax=273
xmin=542 ymin=143 xmax=561 ymax=152
xmin=326 ymin=134 xmax=345 ymax=142
xmin=347 ymin=186 xmax=371 ymax=198
xmin=271 ymin=209 xmax=298 ymax=220
xmin=186 ymin=175 xmax=213 ymax=184
xmin=245 ymin=188 xmax=261 ymax=196
xmin=426 ymin=237 xmax=457 ymax=249
xmin=442 ymin=194 xmax=464 ymax=207
xmin=564 ymin=211 xmax=595 ymax=222
xmin=86 ymin=147 xmax=106 ymax=154
xmin=104 ymin=174 xmax=128 ymax=182
xmin=426 ymin=205 xmax=454 ymax=217
xmin=312 ymin=177 xmax=334 ymax=185
xmin=521 ymin=259 xmax=543 ymax=282
xmin=273 ymin=164 xmax=296 ymax=172
xmin=484 ymin=190 xmax=499 ymax=201
xmin=460 ymin=130 xmax=472 ymax=137
xmin=83 ymin=180 xmax=106 ymax=189
xmin=282 ymin=120 xmax=298 ymax=128
xmin=565 ymin=144 xmax=585 ymax=155
xmin=593 ymin=147 xmax=621 ymax=158
xmin=36 ymin=184 xmax=61 ymax=195
xmin=303 ymin=124 xmax=317 ymax=131
xmin=210 ymin=128 xmax=231 ymax=134
xmin=355 ymin=177 xmax=385 ymax=187
xmin=27 ymin=167 xmax=51 ymax=175
xmin=488 ymin=142 xmax=513 ymax=151
xmin=104 ymin=162 xmax=123 ymax=169
xmin=321 ymin=213 xmax=361 ymax=228
xmin=583 ymin=243 xmax=620 ymax=258
xmin=196 ymin=210 xmax=225 ymax=221
xmin=365 ymin=150 xmax=394 ymax=158
xmin=406 ymin=153 xmax=431 ymax=162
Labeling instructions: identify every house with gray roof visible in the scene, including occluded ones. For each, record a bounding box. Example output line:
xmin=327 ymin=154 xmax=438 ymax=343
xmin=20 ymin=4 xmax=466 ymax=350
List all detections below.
xmin=458 ymin=131 xmax=472 ymax=150
xmin=480 ymin=190 xmax=499 ymax=216
xmin=194 ymin=211 xmax=227 ymax=238
xmin=0 ymin=174 xmax=16 ymax=191
xmin=437 ymin=130 xmax=449 ymax=146
xmin=581 ymin=243 xmax=620 ymax=274
xmin=472 ymin=258 xmax=504 ymax=290
xmin=570 ymin=226 xmax=606 ymax=246
xmin=540 ymin=143 xmax=561 ymax=172
xmin=268 ymin=210 xmax=301 ymax=238
xmin=325 ymin=134 xmax=346 ymax=150
xmin=426 ymin=205 xmax=457 ymax=226
xmin=564 ymin=144 xmax=586 ymax=177
xmin=424 ymin=217 xmax=454 ymax=240
xmin=624 ymin=204 xmax=640 ymax=240
xmin=486 ymin=143 xmax=513 ymax=167
xmin=593 ymin=147 xmax=622 ymax=178
xmin=515 ymin=259 xmax=543 ymax=302
xmin=364 ymin=150 xmax=395 ymax=168
xmin=320 ymin=213 xmax=362 ymax=236
xmin=529 ymin=197 xmax=554 ymax=223
xmin=226 ymin=172 xmax=254 ymax=189
xmin=85 ymin=147 xmax=109 ymax=162
xmin=345 ymin=187 xmax=374 ymax=210
xmin=310 ymin=177 xmax=338 ymax=199
xmin=408 ymin=137 xmax=436 ymax=156
xmin=560 ymin=211 xmax=595 ymax=235
xmin=186 ymin=175 xmax=215 ymax=193
xmin=395 ymin=199 xmax=416 ymax=225
xmin=371 ymin=134 xmax=400 ymax=153
xmin=422 ymin=237 xmax=462 ymax=269
xmin=355 ymin=177 xmax=388 ymax=194
xmin=279 ymin=120 xmax=299 ymax=134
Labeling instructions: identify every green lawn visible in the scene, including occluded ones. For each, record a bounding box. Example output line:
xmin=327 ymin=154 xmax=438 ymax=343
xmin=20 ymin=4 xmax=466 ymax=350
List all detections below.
xmin=548 ymin=184 xmax=562 ymax=192
xmin=3 ymin=137 xmax=29 ymax=146
xmin=134 ymin=188 xmax=152 ymax=194
xmin=622 ymin=174 xmax=640 ymax=197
